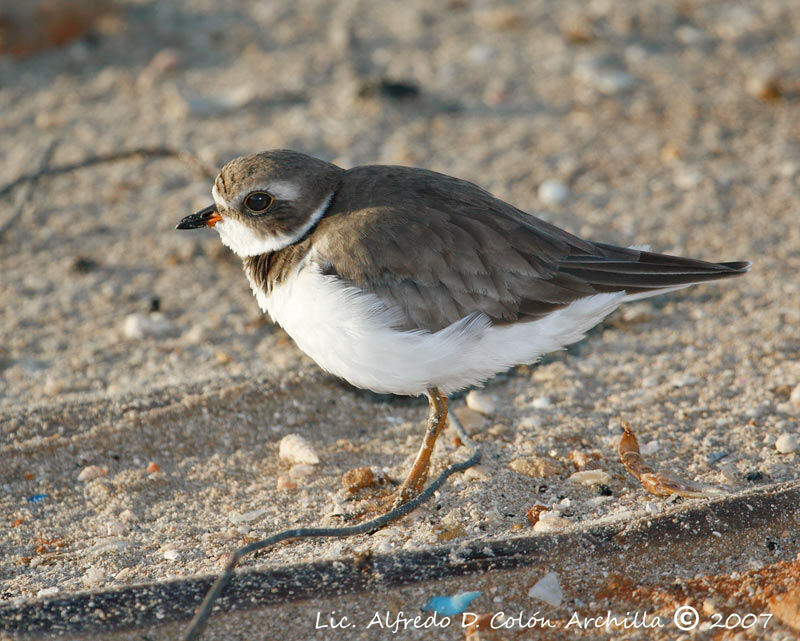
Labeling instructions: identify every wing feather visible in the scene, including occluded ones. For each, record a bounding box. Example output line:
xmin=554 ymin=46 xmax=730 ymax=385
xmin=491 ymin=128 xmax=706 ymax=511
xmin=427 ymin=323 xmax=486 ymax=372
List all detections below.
xmin=305 ymin=166 xmax=747 ymax=332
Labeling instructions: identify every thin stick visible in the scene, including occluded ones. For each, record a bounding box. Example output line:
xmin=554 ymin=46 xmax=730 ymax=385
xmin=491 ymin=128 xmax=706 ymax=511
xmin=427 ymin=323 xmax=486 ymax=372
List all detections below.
xmin=0 ymin=139 xmax=60 ymax=238
xmin=0 ymin=145 xmax=216 ymax=209
xmin=182 ymin=412 xmax=481 ymax=641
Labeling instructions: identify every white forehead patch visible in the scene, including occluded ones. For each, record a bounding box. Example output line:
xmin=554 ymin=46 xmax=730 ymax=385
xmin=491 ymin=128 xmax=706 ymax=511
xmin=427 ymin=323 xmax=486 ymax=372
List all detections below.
xmin=214 ymin=192 xmax=333 ymax=257
xmin=212 ymin=181 xmax=301 ymax=210
xmin=265 ymin=180 xmax=301 ymax=202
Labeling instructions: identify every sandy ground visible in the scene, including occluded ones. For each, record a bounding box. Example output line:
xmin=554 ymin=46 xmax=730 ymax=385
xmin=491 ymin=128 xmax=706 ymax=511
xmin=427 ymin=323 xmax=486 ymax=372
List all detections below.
xmin=1 ymin=0 xmax=799 ymax=639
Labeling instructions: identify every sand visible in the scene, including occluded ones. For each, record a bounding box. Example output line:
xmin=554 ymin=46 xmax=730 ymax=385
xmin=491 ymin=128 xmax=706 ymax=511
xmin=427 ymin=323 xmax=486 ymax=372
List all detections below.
xmin=1 ymin=0 xmax=799 ymax=639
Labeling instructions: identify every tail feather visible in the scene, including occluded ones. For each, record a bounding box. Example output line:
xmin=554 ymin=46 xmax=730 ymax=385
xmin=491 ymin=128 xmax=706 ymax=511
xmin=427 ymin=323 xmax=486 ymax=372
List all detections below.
xmin=558 ymin=242 xmax=750 ymax=296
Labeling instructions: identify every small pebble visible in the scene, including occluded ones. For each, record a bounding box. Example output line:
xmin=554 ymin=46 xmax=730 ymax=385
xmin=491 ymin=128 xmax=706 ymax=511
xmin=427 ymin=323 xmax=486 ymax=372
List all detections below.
xmin=533 ymin=512 xmax=572 ymax=532
xmin=88 ymin=538 xmax=129 ymax=556
xmin=342 ymin=466 xmax=377 ymax=493
xmin=162 ymin=548 xmax=180 ymax=561
xmin=708 ymin=451 xmax=729 ymax=464
xmin=278 ymin=434 xmax=320 ymax=465
xmin=719 ymin=462 xmax=738 ymax=484
xmin=465 ymin=390 xmax=495 ymax=415
xmin=467 ymin=44 xmax=495 ymax=64
xmin=462 ymin=465 xmax=489 ymax=482
xmin=122 ymin=312 xmax=173 ymax=339
xmin=276 ymin=475 xmax=297 ymax=490
xmin=672 ymin=373 xmax=699 ymax=387
xmin=182 ymin=86 xmax=255 ymax=116
xmin=115 ymin=568 xmax=132 ymax=581
xmin=745 ymin=470 xmax=764 ymax=482
xmin=537 ymin=179 xmax=569 ymax=205
xmin=528 ymin=572 xmax=563 ymax=606
xmin=593 ymin=70 xmax=634 ymax=94
xmin=640 ymin=439 xmax=659 ymax=456
xmin=768 ymin=590 xmax=800 ymax=631
xmin=775 ymin=433 xmax=798 ymax=454
xmin=526 ymin=504 xmax=549 ymax=526
xmin=674 ymin=24 xmax=707 ymax=45
xmin=568 ymin=450 xmax=602 ymax=469
xmin=509 ymin=457 xmax=561 ymax=478
xmin=182 ymin=325 xmax=207 ymax=344
xmin=745 ymin=406 xmax=764 ymax=419
xmin=78 ymin=465 xmax=107 ymax=482
xmin=531 ymin=396 xmax=553 ymax=409
xmin=790 ymin=383 xmax=800 ymax=407
xmin=745 ymin=72 xmax=782 ymax=101
xmin=575 ymin=55 xmax=634 ymax=95
xmin=119 ymin=509 xmax=137 ymax=523
xmin=137 ymin=48 xmax=180 ymax=87
xmin=452 ymin=407 xmax=487 ymax=434
xmin=228 ymin=509 xmax=266 ymax=524
xmin=518 ymin=415 xmax=542 ymax=429
xmin=106 ymin=520 xmax=126 ymax=536
xmin=146 ymin=461 xmax=160 ymax=474
xmin=487 ymin=423 xmax=510 ymax=437
xmin=43 ymin=376 xmax=66 ymax=396
xmin=83 ymin=566 xmax=105 ymax=586
xmin=289 ymin=463 xmax=316 ymax=479
xmin=36 ymin=587 xmax=59 ymax=598
xmin=569 ymin=469 xmax=611 ymax=485
xmin=619 ymin=303 xmax=653 ymax=324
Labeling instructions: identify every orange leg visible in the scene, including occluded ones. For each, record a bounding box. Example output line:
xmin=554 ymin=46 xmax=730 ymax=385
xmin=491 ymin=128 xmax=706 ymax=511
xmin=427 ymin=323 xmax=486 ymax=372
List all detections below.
xmin=393 ymin=388 xmax=448 ymax=508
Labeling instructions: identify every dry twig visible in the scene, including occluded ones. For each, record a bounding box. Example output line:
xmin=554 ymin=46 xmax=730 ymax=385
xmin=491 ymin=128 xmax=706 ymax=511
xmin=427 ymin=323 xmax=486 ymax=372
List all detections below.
xmin=618 ymin=422 xmax=721 ymax=498
xmin=0 ymin=146 xmax=216 ymax=238
xmin=0 ymin=139 xmax=60 ymax=238
xmin=181 ymin=412 xmax=481 ymax=641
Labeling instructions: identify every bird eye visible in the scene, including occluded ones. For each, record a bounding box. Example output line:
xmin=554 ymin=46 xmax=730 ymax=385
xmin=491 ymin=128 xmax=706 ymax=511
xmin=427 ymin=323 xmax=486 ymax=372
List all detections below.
xmin=244 ymin=191 xmax=274 ymax=212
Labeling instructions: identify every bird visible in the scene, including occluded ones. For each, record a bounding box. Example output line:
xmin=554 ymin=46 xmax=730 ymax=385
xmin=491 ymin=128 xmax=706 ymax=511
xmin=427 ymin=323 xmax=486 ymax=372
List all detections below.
xmin=177 ymin=149 xmax=749 ymax=507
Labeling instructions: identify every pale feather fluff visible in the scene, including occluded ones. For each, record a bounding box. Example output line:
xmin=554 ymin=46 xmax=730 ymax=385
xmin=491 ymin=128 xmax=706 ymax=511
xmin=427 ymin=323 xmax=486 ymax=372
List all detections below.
xmin=251 ymin=262 xmax=629 ymax=395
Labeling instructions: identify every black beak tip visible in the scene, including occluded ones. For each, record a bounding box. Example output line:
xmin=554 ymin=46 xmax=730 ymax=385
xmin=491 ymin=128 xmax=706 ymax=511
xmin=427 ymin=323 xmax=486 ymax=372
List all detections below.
xmin=176 ymin=204 xmax=218 ymax=230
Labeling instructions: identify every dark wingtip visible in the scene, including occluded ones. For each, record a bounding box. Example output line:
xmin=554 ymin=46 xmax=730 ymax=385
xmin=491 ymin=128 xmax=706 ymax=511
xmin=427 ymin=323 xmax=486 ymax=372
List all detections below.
xmin=720 ymin=260 xmax=752 ymax=273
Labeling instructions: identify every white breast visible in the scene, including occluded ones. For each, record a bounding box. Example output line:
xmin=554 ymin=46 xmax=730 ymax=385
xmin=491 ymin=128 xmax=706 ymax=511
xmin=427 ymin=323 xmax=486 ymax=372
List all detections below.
xmin=248 ymin=263 xmax=627 ymax=396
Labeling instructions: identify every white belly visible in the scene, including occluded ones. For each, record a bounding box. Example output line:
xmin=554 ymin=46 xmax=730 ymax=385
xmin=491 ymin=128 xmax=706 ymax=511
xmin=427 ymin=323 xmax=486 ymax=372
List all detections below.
xmin=248 ymin=264 xmax=626 ymax=396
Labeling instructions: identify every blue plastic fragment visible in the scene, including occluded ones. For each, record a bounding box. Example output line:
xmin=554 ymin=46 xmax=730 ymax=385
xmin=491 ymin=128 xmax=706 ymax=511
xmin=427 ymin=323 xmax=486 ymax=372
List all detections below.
xmin=27 ymin=494 xmax=47 ymax=503
xmin=423 ymin=591 xmax=481 ymax=616
xmin=708 ymin=451 xmax=729 ymax=464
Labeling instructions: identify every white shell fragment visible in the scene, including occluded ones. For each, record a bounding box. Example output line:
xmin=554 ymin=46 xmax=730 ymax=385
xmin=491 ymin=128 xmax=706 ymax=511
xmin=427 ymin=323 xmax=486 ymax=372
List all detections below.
xmin=789 ymin=383 xmax=800 ymax=407
xmin=83 ymin=566 xmax=106 ymax=586
xmin=569 ymin=469 xmax=611 ymax=485
xmin=288 ymin=463 xmax=316 ymax=479
xmin=537 ymin=179 xmax=569 ymax=205
xmin=465 ymin=390 xmax=496 ymax=415
xmin=533 ymin=515 xmax=572 ymax=532
xmin=775 ymin=433 xmax=798 ymax=454
xmin=122 ymin=313 xmax=173 ymax=339
xmin=77 ymin=465 xmax=107 ymax=482
xmin=228 ymin=509 xmax=267 ymax=524
xmin=278 ymin=433 xmax=320 ymax=465
xmin=528 ymin=572 xmax=563 ymax=607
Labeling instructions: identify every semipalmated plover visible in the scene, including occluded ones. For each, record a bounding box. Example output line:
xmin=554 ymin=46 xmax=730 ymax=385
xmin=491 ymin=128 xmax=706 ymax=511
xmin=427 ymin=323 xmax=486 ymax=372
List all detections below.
xmin=177 ymin=150 xmax=749 ymax=506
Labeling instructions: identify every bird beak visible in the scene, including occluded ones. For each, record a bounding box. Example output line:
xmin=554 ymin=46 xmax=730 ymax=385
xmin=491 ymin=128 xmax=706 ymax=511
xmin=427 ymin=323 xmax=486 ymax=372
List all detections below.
xmin=176 ymin=204 xmax=222 ymax=229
